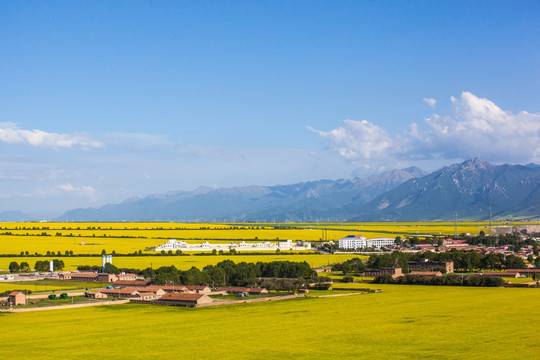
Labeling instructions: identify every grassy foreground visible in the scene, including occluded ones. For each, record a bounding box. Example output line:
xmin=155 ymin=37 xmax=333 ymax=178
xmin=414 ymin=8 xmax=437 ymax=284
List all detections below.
xmin=0 ymin=285 xmax=538 ymax=359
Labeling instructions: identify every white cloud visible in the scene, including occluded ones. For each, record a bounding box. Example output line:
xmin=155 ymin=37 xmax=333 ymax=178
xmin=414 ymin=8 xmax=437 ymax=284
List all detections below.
xmin=308 ymin=119 xmax=396 ymax=160
xmin=423 ymin=97 xmax=437 ymax=107
xmin=56 ymin=183 xmax=98 ymax=201
xmin=0 ymin=123 xmax=104 ymax=150
xmin=310 ymin=91 xmax=540 ymax=166
xmin=424 ymin=92 xmax=540 ymax=162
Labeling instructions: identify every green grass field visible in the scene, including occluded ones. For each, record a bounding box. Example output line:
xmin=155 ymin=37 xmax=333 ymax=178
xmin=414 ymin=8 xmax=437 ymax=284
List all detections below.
xmin=0 ymin=254 xmax=361 ymax=271
xmin=0 ymin=284 xmax=538 ymax=359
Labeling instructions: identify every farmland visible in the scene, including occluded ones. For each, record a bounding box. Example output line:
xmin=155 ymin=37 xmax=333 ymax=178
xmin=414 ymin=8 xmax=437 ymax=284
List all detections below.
xmin=0 ymin=254 xmax=362 ymax=272
xmin=0 ymin=221 xmax=506 ymax=256
xmin=0 ymin=279 xmax=102 ymax=294
xmin=0 ymin=284 xmax=538 ymax=359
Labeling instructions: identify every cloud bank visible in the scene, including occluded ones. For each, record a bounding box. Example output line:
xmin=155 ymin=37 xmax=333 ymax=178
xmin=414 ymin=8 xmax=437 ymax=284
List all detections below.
xmin=0 ymin=123 xmax=104 ymax=150
xmin=310 ymin=91 xmax=540 ymax=166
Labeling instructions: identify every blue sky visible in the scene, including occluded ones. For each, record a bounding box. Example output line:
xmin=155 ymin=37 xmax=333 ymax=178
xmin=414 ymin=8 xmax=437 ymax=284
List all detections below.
xmin=1 ymin=1 xmax=539 ymax=217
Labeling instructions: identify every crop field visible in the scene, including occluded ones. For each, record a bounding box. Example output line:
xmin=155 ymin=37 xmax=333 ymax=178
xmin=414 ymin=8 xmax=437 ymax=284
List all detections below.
xmin=0 ymin=284 xmax=538 ymax=359
xmin=0 ymin=221 xmax=518 ymax=256
xmin=0 ymin=279 xmax=102 ymax=293
xmin=0 ymin=254 xmax=362 ymax=271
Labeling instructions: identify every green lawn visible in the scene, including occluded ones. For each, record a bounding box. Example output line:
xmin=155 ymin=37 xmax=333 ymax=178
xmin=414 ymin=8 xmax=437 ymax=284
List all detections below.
xmin=0 ymin=284 xmax=538 ymax=359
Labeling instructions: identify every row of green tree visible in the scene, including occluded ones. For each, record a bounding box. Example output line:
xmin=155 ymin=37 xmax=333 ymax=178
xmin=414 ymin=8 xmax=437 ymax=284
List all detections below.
xmin=373 ymin=273 xmax=505 ymax=287
xmin=8 ymin=259 xmax=64 ymax=273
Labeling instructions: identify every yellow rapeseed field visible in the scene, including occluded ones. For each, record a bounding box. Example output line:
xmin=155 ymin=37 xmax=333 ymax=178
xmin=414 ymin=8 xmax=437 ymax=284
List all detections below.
xmin=0 ymin=221 xmax=518 ymax=255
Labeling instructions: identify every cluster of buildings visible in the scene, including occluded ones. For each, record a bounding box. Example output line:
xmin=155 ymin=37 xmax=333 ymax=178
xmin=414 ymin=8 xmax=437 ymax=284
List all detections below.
xmin=362 ymin=260 xmax=454 ymax=279
xmin=86 ymin=282 xmax=270 ymax=307
xmin=155 ymin=238 xmax=311 ymax=252
xmin=338 ymin=235 xmax=396 ymax=250
xmin=58 ymin=272 xmax=137 ymax=283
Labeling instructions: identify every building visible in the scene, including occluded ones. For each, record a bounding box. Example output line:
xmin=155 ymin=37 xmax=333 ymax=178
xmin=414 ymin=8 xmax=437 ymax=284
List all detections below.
xmin=66 ymin=272 xmax=98 ymax=281
xmin=408 ymin=260 xmax=454 ymax=273
xmin=409 ymin=271 xmax=443 ymax=277
xmin=278 ymin=239 xmax=294 ymax=248
xmin=97 ymin=273 xmax=118 ymax=283
xmin=158 ymin=293 xmax=213 ymax=307
xmin=338 ymin=235 xmax=367 ymax=249
xmin=216 ymin=287 xmax=269 ymax=295
xmin=182 ymin=285 xmax=212 ymax=294
xmin=476 ymin=271 xmax=520 ymax=278
xmin=364 ymin=268 xmax=403 ymax=278
xmin=117 ymin=273 xmax=138 ymax=281
xmin=85 ymin=291 xmax=108 ymax=299
xmin=113 ymin=280 xmax=152 ymax=288
xmin=100 ymin=289 xmax=141 ymax=298
xmin=8 ymin=291 xmax=26 ymax=306
xmin=158 ymin=239 xmax=189 ymax=250
xmin=365 ymin=237 xmax=396 ymax=248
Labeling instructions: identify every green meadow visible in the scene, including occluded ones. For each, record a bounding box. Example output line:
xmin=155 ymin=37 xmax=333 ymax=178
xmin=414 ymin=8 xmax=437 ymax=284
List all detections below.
xmin=1 ymin=284 xmax=538 ymax=359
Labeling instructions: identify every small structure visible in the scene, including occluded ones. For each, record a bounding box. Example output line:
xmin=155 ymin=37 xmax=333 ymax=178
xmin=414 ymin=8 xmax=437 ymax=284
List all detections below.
xmin=117 ymin=273 xmax=138 ymax=281
xmin=158 ymin=292 xmax=213 ymax=307
xmin=113 ymin=280 xmax=152 ymax=288
xmin=216 ymin=287 xmax=269 ymax=295
xmin=408 ymin=260 xmax=454 ymax=273
xmin=364 ymin=268 xmax=403 ymax=279
xmin=97 ymin=273 xmax=118 ymax=283
xmin=100 ymin=289 xmax=140 ymax=298
xmin=86 ymin=291 xmax=108 ymax=299
xmin=409 ymin=271 xmax=443 ymax=277
xmin=476 ymin=271 xmax=520 ymax=278
xmin=8 ymin=291 xmax=26 ymax=306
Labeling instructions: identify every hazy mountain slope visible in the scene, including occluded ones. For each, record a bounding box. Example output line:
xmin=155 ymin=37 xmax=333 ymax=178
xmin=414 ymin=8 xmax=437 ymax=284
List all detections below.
xmin=57 ymin=167 xmax=427 ymax=221
xmin=348 ymin=158 xmax=540 ymax=221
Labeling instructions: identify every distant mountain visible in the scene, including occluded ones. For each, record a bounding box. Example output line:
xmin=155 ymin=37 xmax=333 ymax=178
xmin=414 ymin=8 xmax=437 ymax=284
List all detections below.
xmin=57 ymin=166 xmax=427 ymax=222
xmin=348 ymin=158 xmax=540 ymax=221
xmin=0 ymin=210 xmax=32 ymax=222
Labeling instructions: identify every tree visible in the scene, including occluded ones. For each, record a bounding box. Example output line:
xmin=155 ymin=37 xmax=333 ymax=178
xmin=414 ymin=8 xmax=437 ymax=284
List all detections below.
xmin=104 ymin=263 xmax=120 ymax=275
xmin=52 ymin=259 xmax=64 ymax=271
xmin=34 ymin=260 xmax=49 ymax=272
xmin=9 ymin=261 xmax=20 ymax=273
xmin=20 ymin=262 xmax=30 ymax=272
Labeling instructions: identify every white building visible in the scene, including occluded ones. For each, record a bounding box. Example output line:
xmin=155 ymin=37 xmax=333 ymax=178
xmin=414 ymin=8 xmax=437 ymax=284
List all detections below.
xmin=338 ymin=236 xmax=395 ymax=249
xmin=159 ymin=239 xmax=188 ymax=250
xmin=338 ymin=235 xmax=367 ymax=249
xmin=278 ymin=239 xmax=294 ymax=248
xmin=365 ymin=237 xmax=395 ymax=248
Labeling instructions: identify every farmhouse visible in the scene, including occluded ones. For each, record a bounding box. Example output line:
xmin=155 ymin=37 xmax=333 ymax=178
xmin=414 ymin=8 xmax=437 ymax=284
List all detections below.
xmin=97 ymin=273 xmax=118 ymax=283
xmin=86 ymin=291 xmax=108 ymax=299
xmin=113 ymin=280 xmax=152 ymax=287
xmin=364 ymin=268 xmax=403 ymax=279
xmin=408 ymin=260 xmax=454 ymax=273
xmin=8 ymin=291 xmax=26 ymax=306
xmin=100 ymin=289 xmax=141 ymax=298
xmin=117 ymin=273 xmax=138 ymax=281
xmin=65 ymin=272 xmax=98 ymax=281
xmin=216 ymin=287 xmax=269 ymax=295
xmin=477 ymin=271 xmax=521 ymax=278
xmin=182 ymin=285 xmax=212 ymax=294
xmin=158 ymin=292 xmax=213 ymax=307
xmin=409 ymin=271 xmax=443 ymax=277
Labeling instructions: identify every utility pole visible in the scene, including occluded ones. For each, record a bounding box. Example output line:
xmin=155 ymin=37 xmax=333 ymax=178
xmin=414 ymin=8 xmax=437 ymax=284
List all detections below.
xmin=489 ymin=201 xmax=492 ymax=234
xmin=454 ymin=212 xmax=458 ymax=237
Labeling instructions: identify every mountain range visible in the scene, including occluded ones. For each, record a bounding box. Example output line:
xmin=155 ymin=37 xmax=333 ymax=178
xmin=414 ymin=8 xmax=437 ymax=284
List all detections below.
xmin=7 ymin=158 xmax=540 ymax=222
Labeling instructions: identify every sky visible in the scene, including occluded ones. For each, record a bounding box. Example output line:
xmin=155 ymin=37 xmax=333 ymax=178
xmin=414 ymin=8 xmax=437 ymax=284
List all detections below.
xmin=1 ymin=1 xmax=539 ymax=217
